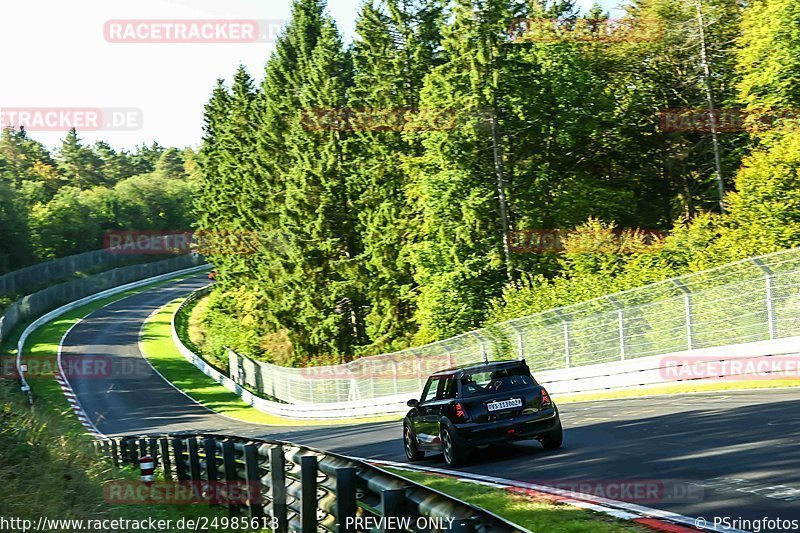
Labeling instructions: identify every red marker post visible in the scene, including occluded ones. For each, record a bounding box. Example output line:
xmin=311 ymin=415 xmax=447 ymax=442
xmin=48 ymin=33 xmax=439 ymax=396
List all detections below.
xmin=139 ymin=455 xmax=155 ymax=486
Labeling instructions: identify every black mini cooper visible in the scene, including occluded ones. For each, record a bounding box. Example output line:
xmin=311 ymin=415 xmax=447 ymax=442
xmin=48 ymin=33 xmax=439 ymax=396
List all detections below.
xmin=403 ymin=360 xmax=562 ymax=466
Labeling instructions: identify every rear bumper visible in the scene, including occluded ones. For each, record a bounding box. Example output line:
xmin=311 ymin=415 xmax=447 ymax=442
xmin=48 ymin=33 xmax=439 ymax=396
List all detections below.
xmin=450 ymin=407 xmax=560 ymax=447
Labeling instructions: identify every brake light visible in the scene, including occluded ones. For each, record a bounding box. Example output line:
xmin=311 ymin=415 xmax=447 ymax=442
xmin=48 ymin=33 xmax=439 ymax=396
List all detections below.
xmin=454 ymin=402 xmax=470 ymax=422
xmin=541 ymin=389 xmax=551 ymax=407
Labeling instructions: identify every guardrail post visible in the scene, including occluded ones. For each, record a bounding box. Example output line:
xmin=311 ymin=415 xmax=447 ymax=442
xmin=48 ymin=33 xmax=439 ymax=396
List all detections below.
xmin=381 ymin=488 xmax=406 ymax=532
xmin=335 ymin=467 xmax=357 ymax=533
xmin=159 ymin=438 xmax=172 ymax=480
xmin=172 ymin=438 xmax=187 ymax=481
xmin=243 ymin=444 xmax=264 ymax=518
xmin=187 ymin=437 xmax=202 ymax=482
xmin=753 ymin=258 xmax=778 ymax=339
xmin=221 ymin=440 xmax=241 ymax=516
xmin=120 ymin=438 xmax=130 ymax=464
xmin=673 ymin=280 xmax=694 ymax=350
xmin=607 ymin=296 xmax=626 ymax=360
xmin=110 ymin=440 xmax=120 ymax=468
xmin=300 ymin=455 xmax=318 ymax=532
xmin=269 ymin=446 xmax=288 ymax=532
xmin=147 ymin=437 xmax=158 ymax=462
xmin=203 ymin=438 xmax=220 ymax=505
xmin=138 ymin=438 xmax=148 ymax=459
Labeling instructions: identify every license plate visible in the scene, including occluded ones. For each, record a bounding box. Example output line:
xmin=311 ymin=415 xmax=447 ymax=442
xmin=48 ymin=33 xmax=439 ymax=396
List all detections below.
xmin=487 ymin=398 xmax=522 ymax=412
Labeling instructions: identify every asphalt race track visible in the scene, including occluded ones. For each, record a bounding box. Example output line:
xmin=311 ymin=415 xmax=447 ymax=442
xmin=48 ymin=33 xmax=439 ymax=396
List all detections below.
xmin=61 ymin=276 xmax=800 ymax=527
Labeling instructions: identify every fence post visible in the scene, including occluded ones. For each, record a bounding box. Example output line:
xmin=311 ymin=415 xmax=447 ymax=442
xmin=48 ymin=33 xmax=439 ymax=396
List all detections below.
xmin=335 ymin=467 xmax=357 ymax=533
xmin=555 ymin=311 xmax=571 ymax=368
xmin=673 ymin=280 xmax=694 ymax=350
xmin=389 ymin=357 xmax=399 ymax=395
xmin=752 ymin=258 xmax=778 ymax=339
xmin=415 ymin=353 xmax=424 ymax=391
xmin=269 ymin=446 xmax=288 ymax=532
xmin=300 ymin=455 xmax=318 ymax=532
xmin=470 ymin=331 xmax=489 ymax=363
xmin=607 ymin=296 xmax=626 ymax=360
xmin=510 ymin=324 xmax=524 ymax=361
xmin=243 ymin=444 xmax=263 ymax=518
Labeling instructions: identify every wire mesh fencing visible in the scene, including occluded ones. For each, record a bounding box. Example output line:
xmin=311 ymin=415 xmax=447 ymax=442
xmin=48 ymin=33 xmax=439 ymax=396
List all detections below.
xmin=226 ymin=247 xmax=800 ymax=405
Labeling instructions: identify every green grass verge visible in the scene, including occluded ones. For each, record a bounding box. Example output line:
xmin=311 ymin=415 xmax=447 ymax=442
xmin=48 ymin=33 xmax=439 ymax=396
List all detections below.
xmin=141 ymin=298 xmax=402 ymax=426
xmin=384 ymin=468 xmax=650 ymax=533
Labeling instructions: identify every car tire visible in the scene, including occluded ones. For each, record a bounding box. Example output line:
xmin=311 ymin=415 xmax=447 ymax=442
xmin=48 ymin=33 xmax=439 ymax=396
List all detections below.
xmin=404 ymin=425 xmax=425 ymax=462
xmin=441 ymin=426 xmax=467 ymax=467
xmin=540 ymin=420 xmax=563 ymax=450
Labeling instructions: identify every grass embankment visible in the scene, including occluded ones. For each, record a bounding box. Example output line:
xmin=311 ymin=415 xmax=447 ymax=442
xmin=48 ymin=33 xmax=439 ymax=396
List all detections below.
xmin=0 ymin=272 xmax=227 ymax=530
xmin=384 ymin=468 xmax=651 ymax=533
xmin=141 ymin=299 xmax=399 ymax=426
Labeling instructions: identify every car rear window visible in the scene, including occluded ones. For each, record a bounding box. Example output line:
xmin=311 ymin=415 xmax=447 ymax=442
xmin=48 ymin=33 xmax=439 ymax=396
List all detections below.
xmin=459 ymin=367 xmax=536 ymax=397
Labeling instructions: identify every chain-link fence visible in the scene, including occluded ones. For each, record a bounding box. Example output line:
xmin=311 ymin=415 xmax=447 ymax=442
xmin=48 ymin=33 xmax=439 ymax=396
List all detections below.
xmin=0 ymin=249 xmax=146 ymax=298
xmin=226 ymin=247 xmax=800 ymax=405
xmin=0 ymin=254 xmax=204 ymax=345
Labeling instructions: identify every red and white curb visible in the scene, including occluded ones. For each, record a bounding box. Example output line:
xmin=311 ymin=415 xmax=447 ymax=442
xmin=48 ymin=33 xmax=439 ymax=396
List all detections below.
xmin=368 ymin=460 xmax=747 ymax=533
xmin=53 ymin=372 xmax=103 ymax=438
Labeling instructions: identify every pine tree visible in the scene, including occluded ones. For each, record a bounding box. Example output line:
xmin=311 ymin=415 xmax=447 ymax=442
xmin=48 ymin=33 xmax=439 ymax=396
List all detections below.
xmin=348 ymin=0 xmax=447 ymax=352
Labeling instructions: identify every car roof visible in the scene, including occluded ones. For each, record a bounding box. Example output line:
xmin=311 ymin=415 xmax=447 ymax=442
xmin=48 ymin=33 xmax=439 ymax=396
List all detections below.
xmin=429 ymin=359 xmax=526 ymax=378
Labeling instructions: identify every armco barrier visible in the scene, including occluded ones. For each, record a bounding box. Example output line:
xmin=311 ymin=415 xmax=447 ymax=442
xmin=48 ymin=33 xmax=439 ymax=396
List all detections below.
xmin=1 ymin=253 xmax=205 ymax=347
xmin=0 ymin=248 xmax=133 ymax=298
xmin=16 ymin=261 xmax=210 ymax=395
xmin=94 ymin=433 xmax=521 ymax=533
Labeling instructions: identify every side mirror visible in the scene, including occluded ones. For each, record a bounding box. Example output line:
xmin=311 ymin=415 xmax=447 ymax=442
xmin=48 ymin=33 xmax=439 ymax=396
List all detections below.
xmin=407 ymin=399 xmax=419 ymax=408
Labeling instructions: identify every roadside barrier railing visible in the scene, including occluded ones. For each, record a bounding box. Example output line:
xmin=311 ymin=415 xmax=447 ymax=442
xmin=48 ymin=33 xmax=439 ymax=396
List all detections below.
xmin=93 ymin=433 xmax=521 ymax=533
xmin=0 ymin=248 xmax=135 ymax=299
xmin=1 ymin=253 xmax=205 ymax=347
xmin=210 ymin=247 xmax=800 ymax=405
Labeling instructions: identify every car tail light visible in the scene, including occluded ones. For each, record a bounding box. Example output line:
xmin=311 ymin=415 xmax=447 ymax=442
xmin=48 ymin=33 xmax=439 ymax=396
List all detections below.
xmin=541 ymin=388 xmax=552 ymax=407
xmin=453 ymin=402 xmax=470 ymax=422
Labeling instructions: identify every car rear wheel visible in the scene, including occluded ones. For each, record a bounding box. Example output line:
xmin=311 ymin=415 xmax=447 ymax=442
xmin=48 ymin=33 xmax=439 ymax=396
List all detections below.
xmin=539 ymin=420 xmax=563 ymax=450
xmin=404 ymin=425 xmax=425 ymax=462
xmin=441 ymin=426 xmax=467 ymax=467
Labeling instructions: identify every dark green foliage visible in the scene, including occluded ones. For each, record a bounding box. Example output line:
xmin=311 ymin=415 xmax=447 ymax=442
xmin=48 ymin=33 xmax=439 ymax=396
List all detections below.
xmin=194 ymin=0 xmax=800 ymax=365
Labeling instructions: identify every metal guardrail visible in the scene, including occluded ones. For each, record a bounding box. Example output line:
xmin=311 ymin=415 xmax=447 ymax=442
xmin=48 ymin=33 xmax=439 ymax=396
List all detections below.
xmin=218 ymin=247 xmax=800 ymax=405
xmin=0 ymin=248 xmax=132 ymax=298
xmin=1 ymin=253 xmax=205 ymax=347
xmin=94 ymin=434 xmax=521 ymax=533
